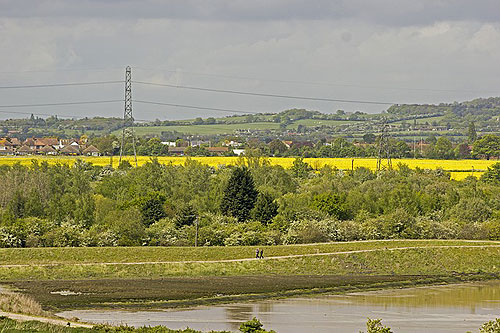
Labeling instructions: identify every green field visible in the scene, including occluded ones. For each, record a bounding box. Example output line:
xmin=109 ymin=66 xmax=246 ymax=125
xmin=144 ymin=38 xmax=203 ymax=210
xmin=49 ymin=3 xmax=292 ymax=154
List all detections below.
xmin=287 ymin=118 xmax=356 ymax=129
xmin=122 ymin=122 xmax=280 ymax=135
xmin=114 ymin=118 xmax=356 ymax=136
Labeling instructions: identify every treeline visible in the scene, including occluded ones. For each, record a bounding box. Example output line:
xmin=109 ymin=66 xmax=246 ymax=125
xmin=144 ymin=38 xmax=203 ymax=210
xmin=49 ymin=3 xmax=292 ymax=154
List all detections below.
xmin=0 ymin=156 xmax=500 ymax=247
xmin=387 ymin=97 xmax=500 ymax=130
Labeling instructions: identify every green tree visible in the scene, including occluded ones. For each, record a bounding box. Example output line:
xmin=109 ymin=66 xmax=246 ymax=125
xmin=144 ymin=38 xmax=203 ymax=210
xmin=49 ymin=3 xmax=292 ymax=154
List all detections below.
xmin=175 ymin=203 xmax=196 ymax=228
xmin=268 ymin=139 xmax=287 ymax=156
xmin=434 ymin=136 xmax=453 ymax=159
xmin=290 ymin=157 xmax=311 ymax=178
xmin=454 ymin=142 xmax=471 ymax=159
xmin=220 ymin=167 xmax=258 ymax=221
xmin=311 ymin=192 xmax=348 ymax=220
xmin=468 ymin=121 xmax=478 ymax=143
xmin=251 ymin=193 xmax=278 ymax=225
xmin=473 ymin=135 xmax=500 ymax=159
xmin=138 ymin=192 xmax=167 ymax=225
xmin=481 ymin=163 xmax=500 ymax=184
xmin=363 ymin=133 xmax=376 ymax=144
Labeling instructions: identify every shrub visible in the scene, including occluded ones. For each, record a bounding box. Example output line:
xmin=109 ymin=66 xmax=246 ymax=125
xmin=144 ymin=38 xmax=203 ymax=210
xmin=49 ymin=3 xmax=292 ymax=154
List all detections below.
xmin=239 ymin=317 xmax=275 ymax=333
xmin=362 ymin=318 xmax=393 ymax=333
xmin=480 ymin=318 xmax=500 ymax=333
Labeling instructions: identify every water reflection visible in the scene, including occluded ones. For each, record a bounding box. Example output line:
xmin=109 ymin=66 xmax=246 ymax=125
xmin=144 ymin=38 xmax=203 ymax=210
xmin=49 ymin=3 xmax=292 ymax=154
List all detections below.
xmin=58 ymin=281 xmax=500 ymax=333
xmin=225 ymin=304 xmax=254 ymax=331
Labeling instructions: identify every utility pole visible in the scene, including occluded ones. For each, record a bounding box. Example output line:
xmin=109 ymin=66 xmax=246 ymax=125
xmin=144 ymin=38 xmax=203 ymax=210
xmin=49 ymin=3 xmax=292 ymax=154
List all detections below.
xmin=119 ymin=66 xmax=137 ymax=167
xmin=194 ymin=218 xmax=199 ymax=247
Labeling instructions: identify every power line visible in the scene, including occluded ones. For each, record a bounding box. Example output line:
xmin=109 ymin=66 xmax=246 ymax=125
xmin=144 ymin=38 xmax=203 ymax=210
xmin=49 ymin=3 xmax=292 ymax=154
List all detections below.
xmin=134 ymin=67 xmax=499 ymax=94
xmin=0 ymin=66 xmax=125 ymax=74
xmin=0 ymin=100 xmax=123 ymax=109
xmin=133 ymin=81 xmax=395 ymax=105
xmin=0 ymin=80 xmax=124 ymax=89
xmin=134 ymin=99 xmax=261 ymax=114
xmin=0 ymin=109 xmax=79 ymax=118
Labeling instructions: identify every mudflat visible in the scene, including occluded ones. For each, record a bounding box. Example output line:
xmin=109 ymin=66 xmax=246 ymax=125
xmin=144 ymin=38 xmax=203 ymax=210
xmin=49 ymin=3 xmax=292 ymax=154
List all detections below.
xmin=4 ymin=274 xmax=491 ymax=311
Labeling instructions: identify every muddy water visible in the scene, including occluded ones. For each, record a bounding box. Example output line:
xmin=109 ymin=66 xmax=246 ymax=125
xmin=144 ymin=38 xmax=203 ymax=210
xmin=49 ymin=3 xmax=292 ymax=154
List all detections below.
xmin=58 ymin=281 xmax=500 ymax=332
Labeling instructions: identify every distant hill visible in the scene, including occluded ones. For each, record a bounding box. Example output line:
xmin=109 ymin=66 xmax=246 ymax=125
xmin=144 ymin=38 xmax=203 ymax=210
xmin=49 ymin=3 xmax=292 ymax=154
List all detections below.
xmin=388 ymin=97 xmax=500 ymax=122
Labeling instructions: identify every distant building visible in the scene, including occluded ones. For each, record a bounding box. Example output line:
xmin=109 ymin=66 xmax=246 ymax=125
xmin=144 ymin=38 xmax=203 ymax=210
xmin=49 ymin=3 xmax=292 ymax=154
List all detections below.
xmin=60 ymin=145 xmax=80 ymax=156
xmin=39 ymin=145 xmax=57 ymax=155
xmin=233 ymin=149 xmax=245 ymax=156
xmin=168 ymin=147 xmax=186 ymax=156
xmin=17 ymin=145 xmax=34 ymax=155
xmin=82 ymin=145 xmax=101 ymax=156
xmin=190 ymin=140 xmax=209 ymax=147
xmin=207 ymin=147 xmax=228 ymax=155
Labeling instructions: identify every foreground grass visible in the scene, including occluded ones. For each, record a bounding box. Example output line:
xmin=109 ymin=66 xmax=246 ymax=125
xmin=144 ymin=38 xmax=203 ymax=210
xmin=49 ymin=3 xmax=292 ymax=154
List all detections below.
xmin=0 ymin=316 xmax=224 ymax=332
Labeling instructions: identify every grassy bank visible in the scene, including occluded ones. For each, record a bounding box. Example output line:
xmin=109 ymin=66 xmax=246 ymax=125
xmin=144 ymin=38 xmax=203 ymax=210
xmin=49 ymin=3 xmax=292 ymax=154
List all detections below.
xmin=0 ymin=241 xmax=498 ymax=280
xmin=0 ymin=240 xmax=496 ymax=265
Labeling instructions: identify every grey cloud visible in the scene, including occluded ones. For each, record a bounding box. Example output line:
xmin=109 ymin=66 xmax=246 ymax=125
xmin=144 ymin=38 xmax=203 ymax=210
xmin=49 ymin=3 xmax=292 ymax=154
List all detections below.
xmin=1 ymin=0 xmax=500 ymax=26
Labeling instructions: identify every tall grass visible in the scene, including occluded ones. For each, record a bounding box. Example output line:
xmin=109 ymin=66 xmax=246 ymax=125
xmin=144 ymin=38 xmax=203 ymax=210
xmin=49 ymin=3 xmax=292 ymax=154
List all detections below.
xmin=0 ymin=292 xmax=47 ymax=316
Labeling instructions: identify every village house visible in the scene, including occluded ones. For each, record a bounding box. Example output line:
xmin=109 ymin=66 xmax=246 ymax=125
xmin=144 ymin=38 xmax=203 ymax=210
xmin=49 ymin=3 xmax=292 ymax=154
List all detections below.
xmin=0 ymin=136 xmax=99 ymax=156
xmin=39 ymin=145 xmax=58 ymax=155
xmin=82 ymin=145 xmax=101 ymax=156
xmin=207 ymin=147 xmax=228 ymax=155
xmin=168 ymin=146 xmax=186 ymax=156
xmin=59 ymin=145 xmax=80 ymax=156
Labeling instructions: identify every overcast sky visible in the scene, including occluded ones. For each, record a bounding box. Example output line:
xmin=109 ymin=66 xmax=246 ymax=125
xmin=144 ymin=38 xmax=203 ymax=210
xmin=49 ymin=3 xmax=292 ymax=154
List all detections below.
xmin=1 ymin=0 xmax=500 ymax=120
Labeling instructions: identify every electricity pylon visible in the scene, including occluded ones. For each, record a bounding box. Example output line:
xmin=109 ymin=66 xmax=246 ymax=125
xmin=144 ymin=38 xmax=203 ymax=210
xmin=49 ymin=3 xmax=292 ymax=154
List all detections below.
xmin=119 ymin=66 xmax=137 ymax=167
xmin=376 ymin=118 xmax=392 ymax=171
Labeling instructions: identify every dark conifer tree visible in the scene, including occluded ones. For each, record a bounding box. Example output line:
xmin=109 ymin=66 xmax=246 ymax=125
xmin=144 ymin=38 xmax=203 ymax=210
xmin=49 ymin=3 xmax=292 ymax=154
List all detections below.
xmin=220 ymin=167 xmax=258 ymax=221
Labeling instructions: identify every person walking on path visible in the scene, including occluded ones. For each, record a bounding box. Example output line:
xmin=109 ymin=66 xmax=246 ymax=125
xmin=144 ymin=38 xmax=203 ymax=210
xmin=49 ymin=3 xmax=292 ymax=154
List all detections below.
xmin=256 ymin=248 xmax=260 ymax=259
xmin=259 ymin=248 xmax=264 ymax=259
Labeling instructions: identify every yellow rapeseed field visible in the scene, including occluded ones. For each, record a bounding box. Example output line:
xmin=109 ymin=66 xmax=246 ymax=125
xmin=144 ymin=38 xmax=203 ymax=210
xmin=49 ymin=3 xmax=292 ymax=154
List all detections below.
xmin=0 ymin=156 xmax=493 ymax=180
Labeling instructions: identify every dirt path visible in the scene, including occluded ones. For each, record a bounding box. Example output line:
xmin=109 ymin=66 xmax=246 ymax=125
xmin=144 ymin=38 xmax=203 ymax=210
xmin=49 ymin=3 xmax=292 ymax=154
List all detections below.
xmin=0 ymin=244 xmax=499 ymax=267
xmin=0 ymin=310 xmax=93 ymax=328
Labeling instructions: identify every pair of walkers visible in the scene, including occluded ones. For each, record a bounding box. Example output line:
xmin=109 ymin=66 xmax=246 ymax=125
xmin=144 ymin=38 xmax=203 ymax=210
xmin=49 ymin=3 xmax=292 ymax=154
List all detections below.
xmin=255 ymin=248 xmax=264 ymax=259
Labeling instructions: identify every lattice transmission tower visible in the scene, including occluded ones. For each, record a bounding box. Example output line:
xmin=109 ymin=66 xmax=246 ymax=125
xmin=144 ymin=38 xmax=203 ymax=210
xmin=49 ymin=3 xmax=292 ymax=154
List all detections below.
xmin=119 ymin=66 xmax=137 ymax=166
xmin=376 ymin=118 xmax=392 ymax=172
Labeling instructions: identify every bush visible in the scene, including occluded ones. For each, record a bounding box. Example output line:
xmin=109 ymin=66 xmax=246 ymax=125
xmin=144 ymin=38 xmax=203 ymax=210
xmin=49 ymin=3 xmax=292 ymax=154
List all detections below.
xmin=362 ymin=318 xmax=393 ymax=333
xmin=239 ymin=317 xmax=275 ymax=333
xmin=480 ymin=318 xmax=500 ymax=333
xmin=485 ymin=220 xmax=500 ymax=240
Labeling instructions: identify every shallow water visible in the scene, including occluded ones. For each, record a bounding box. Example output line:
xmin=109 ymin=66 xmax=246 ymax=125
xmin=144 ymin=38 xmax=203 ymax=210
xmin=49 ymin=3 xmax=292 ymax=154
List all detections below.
xmin=58 ymin=281 xmax=500 ymax=332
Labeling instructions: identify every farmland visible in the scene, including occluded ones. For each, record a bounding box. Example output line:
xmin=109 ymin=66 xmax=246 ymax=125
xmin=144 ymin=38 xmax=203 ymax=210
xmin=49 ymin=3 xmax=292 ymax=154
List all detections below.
xmin=115 ymin=122 xmax=281 ymax=136
xmin=0 ymin=156 xmax=492 ymax=179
